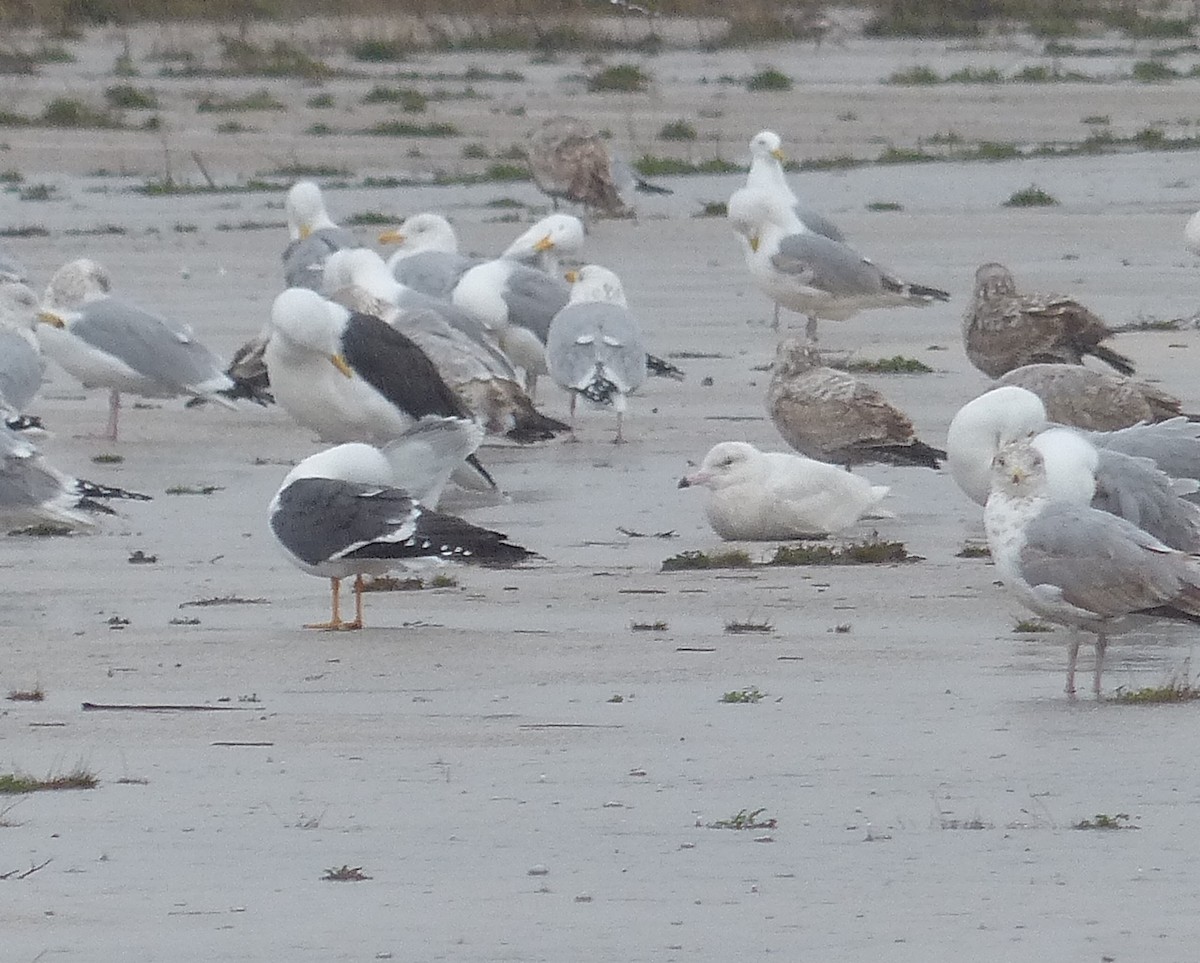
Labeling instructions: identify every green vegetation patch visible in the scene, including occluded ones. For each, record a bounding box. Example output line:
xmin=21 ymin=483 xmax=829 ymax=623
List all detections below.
xmin=661 ymin=548 xmax=753 ymax=571
xmin=0 ymin=767 xmax=97 ymax=793
xmin=767 ymin=539 xmax=914 ymax=566
xmin=587 ymin=63 xmax=650 ymax=93
xmin=1004 ymin=185 xmax=1058 ymax=207
xmin=746 ymin=67 xmax=792 ymax=92
xmin=835 ymin=355 xmax=933 ymax=374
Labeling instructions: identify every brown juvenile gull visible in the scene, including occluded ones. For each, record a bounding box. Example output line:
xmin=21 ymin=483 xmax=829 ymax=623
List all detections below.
xmin=269 ymin=420 xmax=532 ymax=631
xmin=678 ymin=440 xmax=890 ymax=541
xmin=728 ymin=188 xmax=950 ymax=343
xmin=963 ymin=262 xmax=1135 ymax=378
xmin=526 ymin=116 xmax=670 ymax=217
xmin=998 ymin=363 xmax=1196 ymax=432
xmin=766 ymin=338 xmax=945 ymax=468
xmin=985 ymin=438 xmax=1200 ymax=697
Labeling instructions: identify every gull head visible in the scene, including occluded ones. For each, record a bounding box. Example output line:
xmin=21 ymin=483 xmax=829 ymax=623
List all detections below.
xmin=504 ymin=214 xmax=586 ymax=261
xmin=971 ymin=262 xmax=1018 ymax=302
xmin=749 ymin=130 xmax=785 ymax=163
xmin=679 ymin=441 xmax=759 ymax=491
xmin=270 ymin=287 xmax=351 ymax=375
xmin=772 ymin=337 xmax=822 ymax=378
xmin=1030 ymin=427 xmax=1100 ymax=506
xmin=286 ymin=180 xmax=335 ymax=240
xmin=0 ymin=281 xmax=41 ymax=333
xmin=567 ymin=264 xmax=627 ymax=307
xmin=323 ymin=248 xmax=395 ymax=300
xmin=378 ymin=212 xmax=458 ymax=253
xmin=43 ymin=258 xmax=111 ymax=311
xmin=947 ymin=386 xmax=1048 ymax=505
xmin=990 ymin=440 xmax=1047 ymax=498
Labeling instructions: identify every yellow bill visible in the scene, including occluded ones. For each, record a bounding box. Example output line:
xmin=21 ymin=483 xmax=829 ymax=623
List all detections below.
xmin=378 ymin=229 xmax=405 ymax=245
xmin=330 ymin=353 xmax=354 ymax=378
xmin=36 ymin=310 xmax=65 ymax=328
xmin=533 ymin=234 xmax=554 ymax=252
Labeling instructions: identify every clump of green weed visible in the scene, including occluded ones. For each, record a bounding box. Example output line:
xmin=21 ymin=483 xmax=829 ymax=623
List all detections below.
xmin=361 ymin=85 xmax=427 ymax=112
xmin=350 ymin=37 xmax=410 ymax=62
xmin=888 ymin=65 xmax=941 ymax=85
xmin=0 ymin=766 xmax=97 ymax=793
xmin=658 ymin=119 xmax=697 ymax=141
xmin=835 ymin=355 xmax=932 ymax=374
xmin=720 ymin=687 xmax=765 ymax=704
xmin=866 ymin=200 xmax=904 ymax=212
xmin=41 ymin=98 xmax=122 ymax=129
xmin=707 ymin=807 xmax=775 ymax=829
xmin=104 ymin=84 xmax=157 ymax=109
xmin=1131 ymin=60 xmax=1178 ymax=82
xmin=1013 ymin=618 xmax=1054 ymax=633
xmin=746 ymin=67 xmax=792 ymax=92
xmin=197 ymin=90 xmax=284 ymax=113
xmin=661 ymin=549 xmax=752 ymax=571
xmin=1073 ymin=813 xmax=1136 ymax=830
xmin=1004 ymin=185 xmax=1058 ymax=207
xmin=364 ymin=121 xmax=458 ymax=138
xmin=588 ymin=63 xmax=649 ymax=93
xmin=767 ymin=539 xmax=913 ymax=566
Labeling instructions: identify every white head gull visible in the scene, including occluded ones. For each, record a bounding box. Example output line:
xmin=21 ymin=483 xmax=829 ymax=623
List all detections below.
xmin=985 ymin=438 xmax=1200 ymax=697
xmin=378 ymin=213 xmax=479 ymax=301
xmin=269 ymin=418 xmax=532 ymax=631
xmin=282 ymin=180 xmax=361 ymax=290
xmin=678 ymin=441 xmax=890 ymax=541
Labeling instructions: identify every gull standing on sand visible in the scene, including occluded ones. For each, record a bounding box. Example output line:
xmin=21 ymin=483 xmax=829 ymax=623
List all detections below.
xmin=270 ymin=417 xmax=532 ymax=631
xmin=997 ymin=363 xmax=1194 ymax=431
xmin=727 ymin=188 xmax=949 ymax=342
xmin=0 ymin=422 xmax=149 ymax=530
xmin=678 ymin=440 xmax=890 ymax=540
xmin=37 ymin=259 xmax=265 ymax=440
xmin=546 ymin=265 xmax=646 ymax=442
xmin=766 ymin=338 xmax=945 ymax=467
xmin=963 ymin=262 xmax=1134 ymax=378
xmin=451 ymin=215 xmax=585 ymax=395
xmin=265 ymin=287 xmax=497 ymax=490
xmin=379 ymin=213 xmax=480 ymax=300
xmin=1185 ymin=208 xmax=1200 ymax=255
xmin=985 ymin=439 xmax=1200 ymax=697
xmin=323 ymin=248 xmax=568 ymax=443
xmin=282 ymin=180 xmax=361 ymax=290
xmin=527 ymin=115 xmax=671 ymax=217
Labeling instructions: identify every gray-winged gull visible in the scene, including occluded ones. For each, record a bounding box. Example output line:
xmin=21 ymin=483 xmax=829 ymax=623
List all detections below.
xmin=997 ymin=363 xmax=1193 ymax=431
xmin=0 ymin=281 xmax=46 ymax=424
xmin=727 ymin=187 xmax=949 ymax=342
xmin=269 ymin=419 xmax=532 ymax=630
xmin=678 ymin=440 xmax=890 ymax=540
xmin=0 ymin=423 xmax=149 ymax=530
xmin=323 ymin=248 xmax=569 ymax=443
xmin=1186 ymin=208 xmax=1200 ymax=255
xmin=947 ymin=385 xmax=1200 ymax=507
xmin=766 ymin=338 xmax=945 ymax=468
xmin=985 ymin=438 xmax=1200 ymax=696
xmin=282 ymin=180 xmax=361 ymax=290
xmin=379 ymin=213 xmax=480 ymax=300
xmin=964 ymin=262 xmax=1134 ymax=378
xmin=37 ymin=258 xmax=266 ymax=440
xmin=545 ymin=264 xmax=646 ymax=442
xmin=264 ymin=287 xmax=497 ymax=490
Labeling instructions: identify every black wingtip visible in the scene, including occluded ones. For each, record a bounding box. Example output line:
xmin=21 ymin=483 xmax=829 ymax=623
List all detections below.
xmin=506 ymin=409 xmax=571 ymax=444
xmin=907 ymin=282 xmax=951 ymax=303
xmin=465 ymin=452 xmax=498 ymax=491
xmin=634 ymin=177 xmax=673 ymax=196
xmin=1090 ymin=344 xmax=1136 ymax=377
xmin=218 ymin=376 xmax=275 ymax=407
xmin=645 ymin=353 xmax=685 ymax=380
xmin=74 ymin=478 xmax=153 ymax=502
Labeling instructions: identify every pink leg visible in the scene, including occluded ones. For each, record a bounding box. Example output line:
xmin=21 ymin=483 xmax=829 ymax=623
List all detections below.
xmin=1065 ymin=630 xmax=1081 ymax=698
xmin=612 ymin=410 xmax=626 ymax=445
xmin=106 ymin=390 xmax=121 ymax=441
xmin=1093 ymin=633 xmax=1108 ymax=698
xmin=565 ymin=392 xmax=580 ymax=443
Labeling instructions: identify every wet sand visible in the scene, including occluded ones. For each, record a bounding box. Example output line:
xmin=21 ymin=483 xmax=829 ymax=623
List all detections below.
xmin=5 ymin=19 xmax=1200 ymax=962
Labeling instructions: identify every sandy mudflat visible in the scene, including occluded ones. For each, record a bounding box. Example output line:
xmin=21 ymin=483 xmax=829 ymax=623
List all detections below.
xmin=4 ymin=17 xmax=1200 ymax=962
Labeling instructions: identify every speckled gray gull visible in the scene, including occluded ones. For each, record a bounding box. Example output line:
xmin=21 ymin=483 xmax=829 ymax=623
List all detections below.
xmin=998 ymin=363 xmax=1194 ymax=432
xmin=269 ymin=418 xmax=532 ymax=631
xmin=963 ymin=262 xmax=1134 ymax=378
xmin=281 ymin=180 xmax=361 ymax=290
xmin=527 ymin=116 xmax=670 ymax=217
xmin=985 ymin=439 xmax=1200 ymax=697
xmin=0 ymin=281 xmax=46 ymax=424
xmin=264 ymin=287 xmax=496 ymax=491
xmin=322 ymin=248 xmax=568 ymax=443
xmin=379 ymin=213 xmax=481 ymax=300
xmin=947 ymin=385 xmax=1200 ymax=511
xmin=451 ymin=215 xmax=585 ymax=395
xmin=678 ymin=440 xmax=890 ymax=541
xmin=727 ymin=187 xmax=949 ymax=342
xmin=0 ymin=423 xmax=149 ymax=530
xmin=37 ymin=258 xmax=266 ymax=441
xmin=545 ymin=265 xmax=646 ymax=443
xmin=766 ymin=338 xmax=945 ymax=468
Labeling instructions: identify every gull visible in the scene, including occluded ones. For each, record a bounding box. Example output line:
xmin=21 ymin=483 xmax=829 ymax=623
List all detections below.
xmin=546 ymin=265 xmax=646 ymax=442
xmin=282 ymin=180 xmax=361 ymax=290
xmin=0 ymin=245 xmax=27 ymax=283
xmin=947 ymin=385 xmax=1200 ymax=551
xmin=963 ymin=262 xmax=1134 ymax=378
xmin=264 ymin=287 xmax=497 ymax=491
xmin=1186 ymin=208 xmax=1200 ymax=256
xmin=997 ymin=363 xmax=1194 ymax=432
xmin=269 ymin=418 xmax=532 ymax=631
xmin=0 ymin=281 xmax=46 ymax=426
xmin=985 ymin=439 xmax=1200 ymax=697
xmin=451 ymin=215 xmax=585 ymax=395
xmin=322 ymin=248 xmax=569 ymax=443
xmin=526 ymin=116 xmax=670 ymax=217
xmin=727 ymin=187 xmax=949 ymax=342
xmin=678 ymin=441 xmax=890 ymax=540
xmin=378 ymin=213 xmax=480 ymax=300
xmin=37 ymin=259 xmax=266 ymax=440
xmin=0 ymin=423 xmax=150 ymax=530
xmin=766 ymin=338 xmax=945 ymax=468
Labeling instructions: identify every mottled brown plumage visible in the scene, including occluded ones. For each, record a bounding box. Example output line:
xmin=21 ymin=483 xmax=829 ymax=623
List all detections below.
xmin=766 ymin=338 xmax=944 ymax=468
xmin=998 ymin=363 xmax=1196 ymax=432
xmin=963 ymin=262 xmax=1134 ymax=378
xmin=527 ymin=116 xmax=630 ymax=217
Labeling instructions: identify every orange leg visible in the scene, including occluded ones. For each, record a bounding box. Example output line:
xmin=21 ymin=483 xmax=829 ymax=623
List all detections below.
xmin=305 ymin=577 xmax=362 ymax=631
